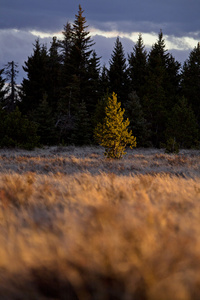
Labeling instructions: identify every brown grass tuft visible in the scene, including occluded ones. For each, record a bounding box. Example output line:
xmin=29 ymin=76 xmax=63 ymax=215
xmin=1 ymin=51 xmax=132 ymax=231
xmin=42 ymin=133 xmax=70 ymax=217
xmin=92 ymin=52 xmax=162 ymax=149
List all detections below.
xmin=0 ymin=146 xmax=199 ymax=299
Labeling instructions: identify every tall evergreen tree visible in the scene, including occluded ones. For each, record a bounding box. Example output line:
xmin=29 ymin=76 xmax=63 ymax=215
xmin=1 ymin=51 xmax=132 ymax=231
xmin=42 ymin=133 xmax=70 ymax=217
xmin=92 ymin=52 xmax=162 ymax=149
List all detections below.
xmin=86 ymin=50 xmax=101 ymax=115
xmin=20 ymin=39 xmax=49 ymax=116
xmin=60 ymin=22 xmax=73 ymax=66
xmin=99 ymin=64 xmax=109 ymax=96
xmin=144 ymin=31 xmax=168 ymax=146
xmin=71 ymin=101 xmax=91 ymax=145
xmin=165 ymin=97 xmax=199 ymax=148
xmin=0 ymin=68 xmax=8 ymax=105
xmin=124 ymin=91 xmax=150 ymax=147
xmin=47 ymin=36 xmax=62 ymax=114
xmin=33 ymin=94 xmax=56 ymax=145
xmin=4 ymin=61 xmax=19 ymax=112
xmin=56 ymin=22 xmax=75 ymax=143
xmin=181 ymin=42 xmax=200 ymax=124
xmin=92 ymin=90 xmax=111 ymax=130
xmin=68 ymin=4 xmax=95 ymax=111
xmin=144 ymin=31 xmax=180 ymax=147
xmin=108 ymin=37 xmax=128 ymax=105
xmin=58 ymin=22 xmax=73 ymax=114
xmin=128 ymin=33 xmax=147 ymax=99
xmin=165 ymin=53 xmax=181 ymax=106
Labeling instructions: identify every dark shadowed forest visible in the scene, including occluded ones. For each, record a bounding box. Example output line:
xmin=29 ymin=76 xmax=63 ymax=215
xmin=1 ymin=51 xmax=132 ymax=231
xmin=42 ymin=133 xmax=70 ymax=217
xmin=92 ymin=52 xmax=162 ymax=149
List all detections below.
xmin=0 ymin=5 xmax=200 ymax=151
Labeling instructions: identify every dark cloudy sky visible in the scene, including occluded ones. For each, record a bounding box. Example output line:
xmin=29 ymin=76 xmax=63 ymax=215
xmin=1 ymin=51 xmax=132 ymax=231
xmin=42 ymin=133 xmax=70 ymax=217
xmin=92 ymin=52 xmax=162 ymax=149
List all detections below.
xmin=0 ymin=0 xmax=199 ymax=82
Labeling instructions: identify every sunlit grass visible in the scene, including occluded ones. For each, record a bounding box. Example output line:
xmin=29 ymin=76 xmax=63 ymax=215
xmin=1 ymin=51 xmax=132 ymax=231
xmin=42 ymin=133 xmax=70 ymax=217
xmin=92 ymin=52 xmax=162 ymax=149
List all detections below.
xmin=0 ymin=146 xmax=200 ymax=299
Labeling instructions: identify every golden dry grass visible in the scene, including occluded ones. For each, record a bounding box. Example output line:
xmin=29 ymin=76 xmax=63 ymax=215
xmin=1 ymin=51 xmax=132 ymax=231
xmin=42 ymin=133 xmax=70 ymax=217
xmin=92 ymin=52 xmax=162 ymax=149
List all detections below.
xmin=0 ymin=146 xmax=200 ymax=299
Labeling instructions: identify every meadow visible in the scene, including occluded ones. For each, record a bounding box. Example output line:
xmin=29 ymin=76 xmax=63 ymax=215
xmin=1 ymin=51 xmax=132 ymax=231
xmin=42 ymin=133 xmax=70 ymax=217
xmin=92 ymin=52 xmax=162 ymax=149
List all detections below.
xmin=0 ymin=146 xmax=200 ymax=299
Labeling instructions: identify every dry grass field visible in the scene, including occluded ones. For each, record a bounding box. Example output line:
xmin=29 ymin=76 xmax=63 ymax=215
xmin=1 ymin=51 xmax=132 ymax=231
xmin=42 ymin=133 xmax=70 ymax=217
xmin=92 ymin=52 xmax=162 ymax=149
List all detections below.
xmin=0 ymin=146 xmax=200 ymax=299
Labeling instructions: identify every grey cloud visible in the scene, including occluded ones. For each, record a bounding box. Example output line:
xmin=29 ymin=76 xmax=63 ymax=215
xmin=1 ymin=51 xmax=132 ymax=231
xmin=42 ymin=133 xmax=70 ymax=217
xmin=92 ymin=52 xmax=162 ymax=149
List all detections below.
xmin=0 ymin=1 xmax=78 ymax=31
xmin=0 ymin=0 xmax=199 ymax=36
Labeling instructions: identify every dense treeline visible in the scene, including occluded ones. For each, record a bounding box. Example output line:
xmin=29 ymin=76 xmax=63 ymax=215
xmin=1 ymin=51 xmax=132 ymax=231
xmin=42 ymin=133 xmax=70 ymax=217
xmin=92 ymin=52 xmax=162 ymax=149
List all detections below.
xmin=0 ymin=5 xmax=200 ymax=150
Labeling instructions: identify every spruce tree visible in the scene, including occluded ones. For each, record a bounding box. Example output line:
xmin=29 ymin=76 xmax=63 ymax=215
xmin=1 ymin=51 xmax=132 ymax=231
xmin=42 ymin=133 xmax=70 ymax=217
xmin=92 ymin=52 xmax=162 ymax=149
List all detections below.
xmin=128 ymin=33 xmax=147 ymax=99
xmin=143 ymin=32 xmax=166 ymax=147
xmin=58 ymin=22 xmax=73 ymax=115
xmin=165 ymin=53 xmax=181 ymax=106
xmin=165 ymin=97 xmax=199 ymax=148
xmin=71 ymin=101 xmax=91 ymax=145
xmin=124 ymin=91 xmax=150 ymax=147
xmin=94 ymin=92 xmax=136 ymax=158
xmin=4 ymin=61 xmax=19 ymax=112
xmin=47 ymin=36 xmax=62 ymax=114
xmin=99 ymin=64 xmax=109 ymax=96
xmin=86 ymin=50 xmax=101 ymax=115
xmin=68 ymin=5 xmax=94 ymax=111
xmin=108 ymin=37 xmax=128 ymax=105
xmin=92 ymin=91 xmax=110 ymax=129
xmin=144 ymin=31 xmax=180 ymax=147
xmin=181 ymin=42 xmax=200 ymax=123
xmin=20 ymin=39 xmax=49 ymax=115
xmin=0 ymin=68 xmax=8 ymax=105
xmin=33 ymin=94 xmax=56 ymax=145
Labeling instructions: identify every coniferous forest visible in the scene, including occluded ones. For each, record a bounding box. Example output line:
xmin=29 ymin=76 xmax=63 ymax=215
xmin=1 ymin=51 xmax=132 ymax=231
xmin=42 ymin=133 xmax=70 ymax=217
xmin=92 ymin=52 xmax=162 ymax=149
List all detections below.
xmin=0 ymin=4 xmax=200 ymax=150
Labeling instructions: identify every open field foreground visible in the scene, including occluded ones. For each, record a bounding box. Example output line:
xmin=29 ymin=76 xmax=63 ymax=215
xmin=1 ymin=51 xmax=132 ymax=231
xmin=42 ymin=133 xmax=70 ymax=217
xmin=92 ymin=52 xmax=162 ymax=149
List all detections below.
xmin=0 ymin=146 xmax=200 ymax=299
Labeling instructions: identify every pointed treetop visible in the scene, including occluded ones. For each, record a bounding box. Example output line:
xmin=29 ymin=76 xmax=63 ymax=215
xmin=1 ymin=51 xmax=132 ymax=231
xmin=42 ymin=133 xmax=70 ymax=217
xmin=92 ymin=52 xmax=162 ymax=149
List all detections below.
xmin=137 ymin=33 xmax=145 ymax=49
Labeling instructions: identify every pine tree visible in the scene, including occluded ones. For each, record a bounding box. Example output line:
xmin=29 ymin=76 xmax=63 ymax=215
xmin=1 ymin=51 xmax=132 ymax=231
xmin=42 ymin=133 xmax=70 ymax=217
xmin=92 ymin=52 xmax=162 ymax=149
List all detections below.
xmin=143 ymin=32 xmax=167 ymax=146
xmin=165 ymin=53 xmax=181 ymax=106
xmin=71 ymin=101 xmax=91 ymax=145
xmin=68 ymin=5 xmax=95 ymax=111
xmin=0 ymin=68 xmax=8 ymax=105
xmin=20 ymin=39 xmax=49 ymax=115
xmin=144 ymin=30 xmax=180 ymax=147
xmin=124 ymin=91 xmax=150 ymax=147
xmin=181 ymin=42 xmax=200 ymax=123
xmin=99 ymin=64 xmax=109 ymax=95
xmin=58 ymin=22 xmax=73 ymax=115
xmin=165 ymin=97 xmax=199 ymax=148
xmin=55 ymin=24 xmax=75 ymax=144
xmin=94 ymin=92 xmax=136 ymax=158
xmin=128 ymin=33 xmax=147 ymax=99
xmin=4 ymin=61 xmax=19 ymax=112
xmin=92 ymin=91 xmax=110 ymax=129
xmin=33 ymin=94 xmax=56 ymax=145
xmin=108 ymin=37 xmax=128 ymax=105
xmin=86 ymin=50 xmax=101 ymax=115
xmin=47 ymin=36 xmax=62 ymax=114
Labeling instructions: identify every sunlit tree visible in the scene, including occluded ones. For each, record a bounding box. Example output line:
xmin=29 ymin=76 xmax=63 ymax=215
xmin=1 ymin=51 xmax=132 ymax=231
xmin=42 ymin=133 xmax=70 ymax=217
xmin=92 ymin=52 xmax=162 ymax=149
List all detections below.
xmin=94 ymin=92 xmax=136 ymax=158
